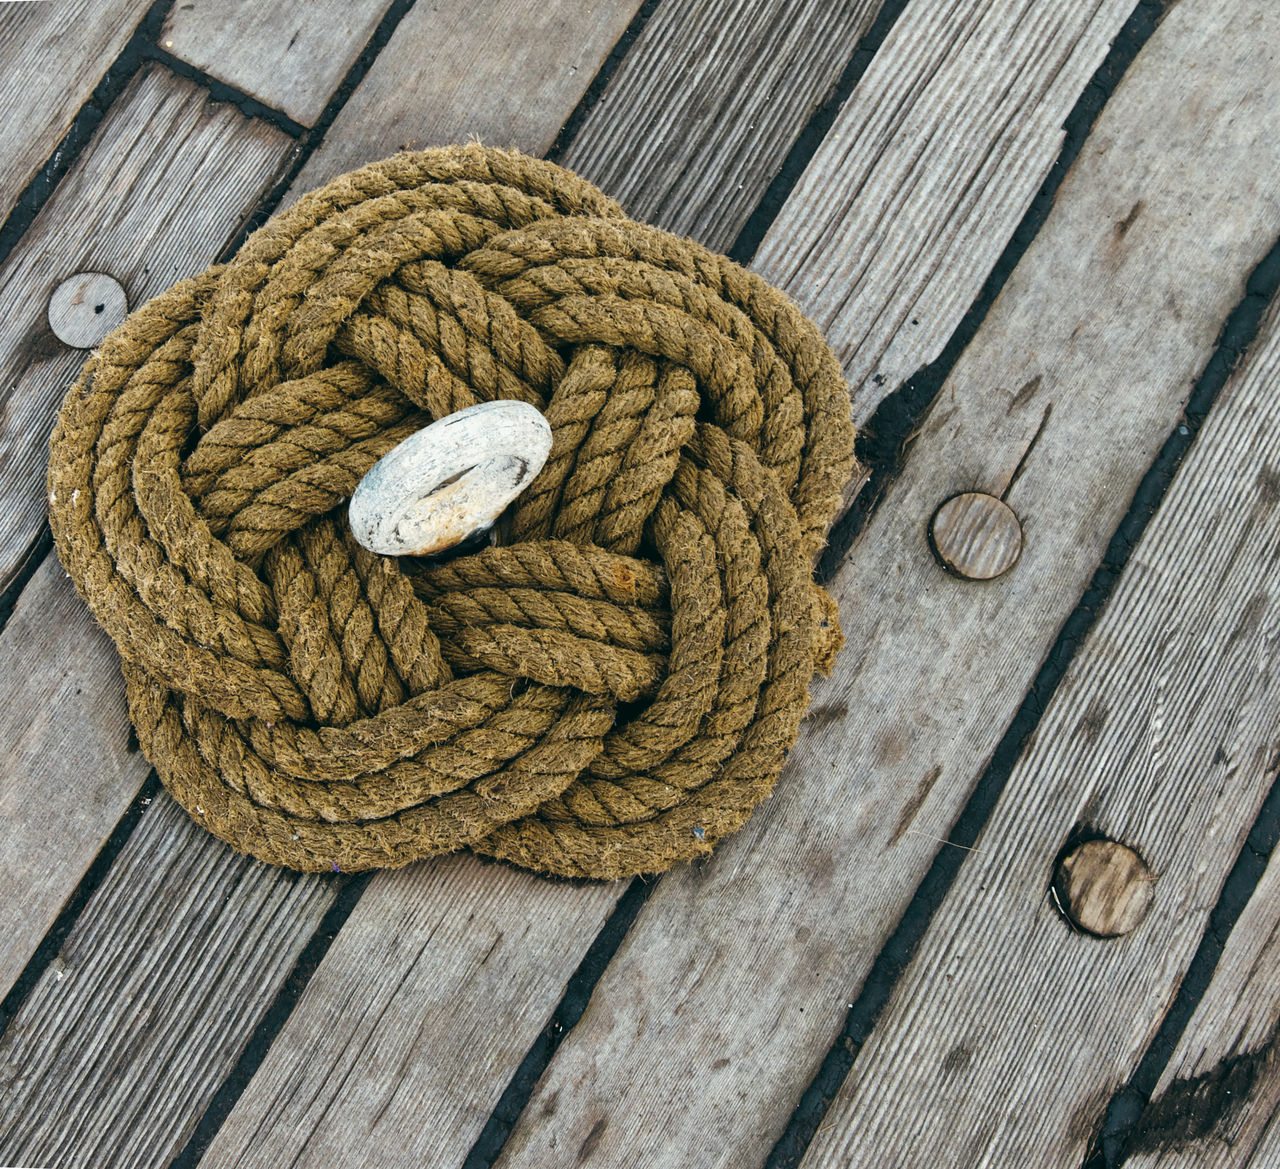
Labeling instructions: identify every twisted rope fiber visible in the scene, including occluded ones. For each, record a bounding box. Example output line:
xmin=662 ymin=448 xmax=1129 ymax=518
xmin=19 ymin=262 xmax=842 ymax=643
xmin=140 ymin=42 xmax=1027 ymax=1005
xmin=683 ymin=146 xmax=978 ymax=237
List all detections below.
xmin=47 ymin=145 xmax=856 ymax=880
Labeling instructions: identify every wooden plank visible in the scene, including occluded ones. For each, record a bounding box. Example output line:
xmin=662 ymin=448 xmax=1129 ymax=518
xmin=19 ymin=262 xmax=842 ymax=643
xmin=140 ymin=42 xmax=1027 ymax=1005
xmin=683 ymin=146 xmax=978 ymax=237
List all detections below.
xmin=1246 ymin=1108 xmax=1280 ymax=1168
xmin=556 ymin=0 xmax=885 ymax=253
xmin=0 ymin=0 xmax=154 ymax=223
xmin=288 ymin=0 xmax=646 ymax=194
xmin=161 ymin=0 xmax=395 ymax=126
xmin=490 ymin=1 xmax=1280 ymax=1165
xmin=0 ymin=65 xmax=294 ymax=1002
xmin=756 ymin=0 xmax=1156 ymax=427
xmin=0 ymin=64 xmax=294 ymax=595
xmin=0 ymin=562 xmax=150 ymax=1001
xmin=196 ymin=2 xmax=921 ymax=1161
xmin=0 ymin=796 xmax=334 ymax=1169
xmin=198 ymin=858 xmax=619 ymax=1169
xmin=1126 ymin=775 xmax=1280 ymax=1166
xmin=0 ymin=4 xmax=740 ymax=1160
xmin=800 ymin=255 xmax=1280 ymax=1169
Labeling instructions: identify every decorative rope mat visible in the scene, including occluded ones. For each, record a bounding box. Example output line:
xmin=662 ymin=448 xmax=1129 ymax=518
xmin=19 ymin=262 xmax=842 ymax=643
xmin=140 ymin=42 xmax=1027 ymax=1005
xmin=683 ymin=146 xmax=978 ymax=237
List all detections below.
xmin=47 ymin=144 xmax=856 ymax=880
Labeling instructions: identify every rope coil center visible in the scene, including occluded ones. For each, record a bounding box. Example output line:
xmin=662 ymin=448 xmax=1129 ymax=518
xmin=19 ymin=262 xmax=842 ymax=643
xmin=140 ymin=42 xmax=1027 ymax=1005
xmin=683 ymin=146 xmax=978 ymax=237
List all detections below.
xmin=47 ymin=144 xmax=857 ymax=880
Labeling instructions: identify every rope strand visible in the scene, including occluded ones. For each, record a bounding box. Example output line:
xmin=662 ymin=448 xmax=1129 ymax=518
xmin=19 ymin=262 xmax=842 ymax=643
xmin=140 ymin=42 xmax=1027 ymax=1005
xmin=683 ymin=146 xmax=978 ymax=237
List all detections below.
xmin=47 ymin=144 xmax=857 ymax=880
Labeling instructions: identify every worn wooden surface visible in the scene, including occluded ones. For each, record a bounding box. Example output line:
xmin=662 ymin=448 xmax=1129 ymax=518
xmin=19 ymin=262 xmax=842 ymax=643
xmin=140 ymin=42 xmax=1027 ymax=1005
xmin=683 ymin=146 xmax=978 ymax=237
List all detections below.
xmin=288 ymin=0 xmax=645 ymax=194
xmin=0 ymin=0 xmax=153 ymax=222
xmin=162 ymin=0 xmax=394 ymax=125
xmin=0 ymin=797 xmax=333 ymax=1169
xmin=756 ymin=0 xmax=1142 ymax=426
xmin=1127 ymin=831 xmax=1280 ymax=1168
xmin=188 ymin=4 xmax=1161 ymax=1165
xmin=801 ymin=185 xmax=1280 ymax=1169
xmin=0 ymin=64 xmax=292 ymax=1001
xmin=492 ymin=1 xmax=1280 ymax=1163
xmin=558 ymin=0 xmax=885 ymax=252
xmin=3 ymin=0 xmax=1280 ymax=1166
xmin=0 ymin=65 xmax=292 ymax=594
xmin=1117 ymin=306 xmax=1280 ymax=1169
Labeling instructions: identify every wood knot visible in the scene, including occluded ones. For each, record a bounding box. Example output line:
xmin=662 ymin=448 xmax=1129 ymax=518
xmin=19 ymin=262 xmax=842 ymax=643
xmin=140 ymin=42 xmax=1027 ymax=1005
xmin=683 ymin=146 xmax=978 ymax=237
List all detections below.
xmin=1054 ymin=838 xmax=1155 ymax=937
xmin=929 ymin=492 xmax=1022 ymax=580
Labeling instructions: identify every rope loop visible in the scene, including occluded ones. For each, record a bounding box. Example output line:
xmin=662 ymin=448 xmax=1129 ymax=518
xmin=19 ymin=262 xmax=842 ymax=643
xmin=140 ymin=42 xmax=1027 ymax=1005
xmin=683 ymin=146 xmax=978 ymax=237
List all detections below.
xmin=48 ymin=144 xmax=856 ymax=879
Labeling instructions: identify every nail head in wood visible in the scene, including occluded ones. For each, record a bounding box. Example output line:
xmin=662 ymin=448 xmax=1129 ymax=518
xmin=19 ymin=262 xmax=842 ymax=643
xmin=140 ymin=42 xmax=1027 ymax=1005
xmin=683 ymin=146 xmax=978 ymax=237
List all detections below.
xmin=348 ymin=399 xmax=552 ymax=558
xmin=1054 ymin=839 xmax=1154 ymax=937
xmin=930 ymin=492 xmax=1023 ymax=580
xmin=48 ymin=272 xmax=128 ymax=348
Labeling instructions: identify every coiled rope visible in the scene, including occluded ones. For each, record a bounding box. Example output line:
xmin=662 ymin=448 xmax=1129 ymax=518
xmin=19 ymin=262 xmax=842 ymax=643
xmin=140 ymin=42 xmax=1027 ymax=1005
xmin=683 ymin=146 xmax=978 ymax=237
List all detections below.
xmin=47 ymin=145 xmax=856 ymax=880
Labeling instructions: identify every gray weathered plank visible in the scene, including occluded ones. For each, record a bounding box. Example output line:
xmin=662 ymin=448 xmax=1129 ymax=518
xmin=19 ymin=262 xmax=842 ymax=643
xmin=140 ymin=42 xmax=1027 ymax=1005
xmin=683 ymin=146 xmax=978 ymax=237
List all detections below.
xmin=0 ymin=65 xmax=293 ymax=1002
xmin=201 ymin=2 xmax=1161 ymax=1165
xmin=757 ymin=0 xmax=1154 ymax=426
xmin=195 ymin=2 xmax=918 ymax=1162
xmin=288 ymin=0 xmax=646 ymax=194
xmin=1126 ymin=733 xmax=1280 ymax=1167
xmin=1245 ymin=1106 xmax=1280 ymax=1169
xmin=0 ymin=0 xmax=154 ymax=223
xmin=0 ymin=64 xmax=294 ymax=596
xmin=200 ymin=858 xmax=620 ymax=1169
xmin=0 ymin=796 xmax=334 ymax=1169
xmin=557 ymin=0 xmax=885 ymax=253
xmin=801 ymin=236 xmax=1280 ymax=1169
xmin=0 ymin=561 xmax=150 ymax=1002
xmin=492 ymin=1 xmax=1280 ymax=1164
xmin=161 ymin=0 xmax=395 ymax=126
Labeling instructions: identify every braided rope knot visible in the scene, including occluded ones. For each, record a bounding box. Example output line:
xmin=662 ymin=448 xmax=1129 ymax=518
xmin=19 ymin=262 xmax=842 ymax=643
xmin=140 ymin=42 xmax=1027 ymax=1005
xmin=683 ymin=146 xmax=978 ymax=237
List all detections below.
xmin=47 ymin=145 xmax=856 ymax=879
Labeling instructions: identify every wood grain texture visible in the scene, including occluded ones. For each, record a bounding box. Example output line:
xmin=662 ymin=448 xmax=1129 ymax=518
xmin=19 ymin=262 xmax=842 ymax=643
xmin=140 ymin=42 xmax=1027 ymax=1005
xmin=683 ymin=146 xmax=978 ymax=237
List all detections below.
xmin=0 ymin=65 xmax=292 ymax=1000
xmin=0 ymin=64 xmax=293 ymax=595
xmin=929 ymin=491 xmax=1023 ymax=580
xmin=46 ymin=271 xmax=128 ymax=347
xmin=0 ymin=0 xmax=153 ymax=222
xmin=802 ymin=232 xmax=1280 ymax=1169
xmin=0 ymin=560 xmax=151 ymax=1002
xmin=192 ymin=3 xmax=924 ymax=1163
xmin=288 ymin=0 xmax=645 ymax=195
xmin=198 ymin=858 xmax=620 ymax=1169
xmin=202 ymin=2 xmax=1186 ymax=1165
xmin=1247 ymin=1114 xmax=1280 ymax=1169
xmin=1126 ymin=697 xmax=1280 ymax=1166
xmin=161 ymin=0 xmax=395 ymax=125
xmin=557 ymin=0 xmax=885 ymax=253
xmin=1055 ymin=838 xmax=1155 ymax=937
xmin=0 ymin=796 xmax=335 ymax=1169
xmin=493 ymin=2 xmax=1280 ymax=1165
xmin=754 ymin=0 xmax=1142 ymax=426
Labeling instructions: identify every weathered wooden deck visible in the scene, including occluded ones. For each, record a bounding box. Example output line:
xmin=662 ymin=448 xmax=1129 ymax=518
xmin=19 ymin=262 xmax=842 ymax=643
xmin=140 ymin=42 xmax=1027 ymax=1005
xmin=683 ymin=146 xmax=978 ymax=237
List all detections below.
xmin=2 ymin=1 xmax=1279 ymax=1166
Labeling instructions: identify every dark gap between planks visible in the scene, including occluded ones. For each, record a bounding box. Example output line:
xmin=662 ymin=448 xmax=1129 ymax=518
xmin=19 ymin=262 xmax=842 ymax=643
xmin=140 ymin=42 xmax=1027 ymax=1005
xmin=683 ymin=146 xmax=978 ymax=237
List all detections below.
xmin=0 ymin=0 xmax=423 ymax=1079
xmin=766 ymin=207 xmax=1280 ymax=1169
xmin=0 ymin=3 xmax=1217 ymax=1169
xmin=1081 ymin=237 xmax=1280 ymax=1169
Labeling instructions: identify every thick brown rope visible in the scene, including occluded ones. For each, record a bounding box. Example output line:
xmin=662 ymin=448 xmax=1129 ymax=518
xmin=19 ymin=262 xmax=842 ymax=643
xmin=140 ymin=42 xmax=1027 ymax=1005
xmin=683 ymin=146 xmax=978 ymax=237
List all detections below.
xmin=47 ymin=144 xmax=856 ymax=880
